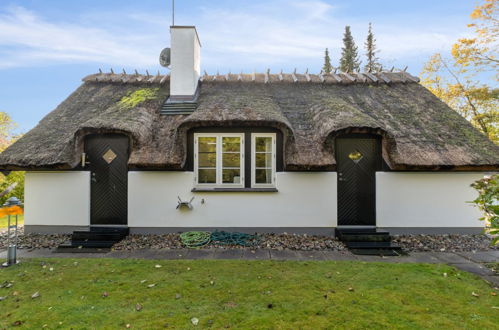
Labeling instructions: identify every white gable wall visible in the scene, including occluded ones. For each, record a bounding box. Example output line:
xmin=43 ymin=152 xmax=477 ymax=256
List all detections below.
xmin=128 ymin=172 xmax=337 ymax=228
xmin=376 ymin=172 xmax=484 ymax=228
xmin=21 ymin=171 xmax=486 ymax=232
xmin=24 ymin=172 xmax=90 ymax=226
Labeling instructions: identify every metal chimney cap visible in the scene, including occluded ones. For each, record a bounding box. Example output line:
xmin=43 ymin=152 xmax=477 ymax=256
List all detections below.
xmin=3 ymin=197 xmax=22 ymax=207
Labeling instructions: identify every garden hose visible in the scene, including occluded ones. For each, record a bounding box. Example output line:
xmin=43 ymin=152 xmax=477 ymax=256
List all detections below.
xmin=179 ymin=231 xmax=211 ymax=248
xmin=210 ymin=230 xmax=260 ymax=247
xmin=179 ymin=230 xmax=261 ymax=248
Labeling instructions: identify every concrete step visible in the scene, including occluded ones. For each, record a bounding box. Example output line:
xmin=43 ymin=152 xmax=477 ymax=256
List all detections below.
xmin=349 ymin=248 xmax=403 ymax=256
xmin=345 ymin=241 xmax=402 ymax=249
xmin=63 ymin=240 xmax=116 ymax=248
xmin=55 ymin=242 xmax=112 ymax=253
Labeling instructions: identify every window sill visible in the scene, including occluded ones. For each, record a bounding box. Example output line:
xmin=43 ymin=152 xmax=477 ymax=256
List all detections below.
xmin=191 ymin=188 xmax=278 ymax=193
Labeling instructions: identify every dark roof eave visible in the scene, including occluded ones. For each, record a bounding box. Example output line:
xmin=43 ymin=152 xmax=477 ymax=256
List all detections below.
xmin=0 ymin=162 xmax=74 ymax=171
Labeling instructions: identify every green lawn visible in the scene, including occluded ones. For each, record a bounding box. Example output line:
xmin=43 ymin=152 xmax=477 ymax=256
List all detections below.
xmin=0 ymin=259 xmax=497 ymax=329
xmin=0 ymin=215 xmax=23 ymax=230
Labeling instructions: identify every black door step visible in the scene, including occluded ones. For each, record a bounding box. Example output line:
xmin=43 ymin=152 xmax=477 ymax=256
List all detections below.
xmin=70 ymin=240 xmax=117 ymax=248
xmin=338 ymin=233 xmax=391 ymax=242
xmin=336 ymin=227 xmax=378 ymax=234
xmin=336 ymin=228 xmax=406 ymax=256
xmin=89 ymin=226 xmax=129 ymax=234
xmin=72 ymin=231 xmax=125 ymax=241
xmin=349 ymin=249 xmax=403 ymax=256
xmin=56 ymin=226 xmax=129 ymax=252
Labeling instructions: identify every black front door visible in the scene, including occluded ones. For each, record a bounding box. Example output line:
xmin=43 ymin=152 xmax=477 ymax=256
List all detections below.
xmin=336 ymin=135 xmax=380 ymax=226
xmin=85 ymin=134 xmax=129 ymax=225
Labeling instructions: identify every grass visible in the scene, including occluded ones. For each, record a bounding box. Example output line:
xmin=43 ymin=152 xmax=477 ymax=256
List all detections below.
xmin=0 ymin=215 xmax=23 ymax=230
xmin=0 ymin=259 xmax=497 ymax=329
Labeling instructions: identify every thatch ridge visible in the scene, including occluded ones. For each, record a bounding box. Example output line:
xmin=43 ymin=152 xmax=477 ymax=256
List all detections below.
xmin=0 ymin=72 xmax=497 ymax=171
xmin=82 ymin=70 xmax=420 ymax=85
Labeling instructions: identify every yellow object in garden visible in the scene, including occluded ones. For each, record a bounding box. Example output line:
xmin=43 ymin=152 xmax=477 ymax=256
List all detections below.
xmin=0 ymin=205 xmax=23 ymax=217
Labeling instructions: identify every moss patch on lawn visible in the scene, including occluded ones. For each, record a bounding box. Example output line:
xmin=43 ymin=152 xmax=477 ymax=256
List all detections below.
xmin=0 ymin=259 xmax=497 ymax=329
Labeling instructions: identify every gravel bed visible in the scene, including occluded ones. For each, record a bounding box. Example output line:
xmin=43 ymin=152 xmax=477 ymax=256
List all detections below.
xmin=112 ymin=233 xmax=347 ymax=251
xmin=114 ymin=233 xmax=497 ymax=252
xmin=392 ymin=234 xmax=498 ymax=252
xmin=0 ymin=226 xmax=70 ymax=250
xmin=0 ymin=229 xmax=496 ymax=253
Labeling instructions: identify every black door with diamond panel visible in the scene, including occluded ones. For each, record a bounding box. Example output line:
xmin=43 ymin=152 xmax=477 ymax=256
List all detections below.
xmin=336 ymin=135 xmax=381 ymax=226
xmin=85 ymin=134 xmax=129 ymax=225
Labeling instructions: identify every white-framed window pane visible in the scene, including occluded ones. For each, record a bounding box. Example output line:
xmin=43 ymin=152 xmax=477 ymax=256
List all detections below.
xmin=222 ymin=137 xmax=241 ymax=152
xmin=222 ymin=169 xmax=241 ymax=184
xmin=198 ymin=137 xmax=217 ymax=152
xmin=252 ymin=133 xmax=276 ymax=187
xmin=198 ymin=153 xmax=216 ymax=167
xmin=255 ymin=137 xmax=272 ymax=152
xmin=195 ymin=133 xmax=244 ymax=187
xmin=198 ymin=169 xmax=216 ymax=183
xmin=222 ymin=153 xmax=240 ymax=167
xmin=255 ymin=168 xmax=272 ymax=184
xmin=255 ymin=153 xmax=272 ymax=167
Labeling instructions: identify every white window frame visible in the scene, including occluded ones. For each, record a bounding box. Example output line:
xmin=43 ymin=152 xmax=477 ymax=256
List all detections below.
xmin=251 ymin=133 xmax=276 ymax=188
xmin=194 ymin=133 xmax=245 ymax=188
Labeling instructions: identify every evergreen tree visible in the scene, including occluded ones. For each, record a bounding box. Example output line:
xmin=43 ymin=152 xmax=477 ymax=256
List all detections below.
xmin=339 ymin=26 xmax=360 ymax=72
xmin=322 ymin=48 xmax=333 ymax=73
xmin=364 ymin=23 xmax=381 ymax=72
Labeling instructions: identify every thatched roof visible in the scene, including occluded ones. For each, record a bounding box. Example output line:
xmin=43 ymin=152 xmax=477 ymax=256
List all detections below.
xmin=0 ymin=71 xmax=497 ymax=171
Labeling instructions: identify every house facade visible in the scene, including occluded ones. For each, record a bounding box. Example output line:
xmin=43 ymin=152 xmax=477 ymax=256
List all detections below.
xmin=1 ymin=26 xmax=498 ymax=235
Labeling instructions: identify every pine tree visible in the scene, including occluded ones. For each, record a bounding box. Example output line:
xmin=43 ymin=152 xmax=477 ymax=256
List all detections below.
xmin=339 ymin=26 xmax=360 ymax=72
xmin=322 ymin=48 xmax=333 ymax=73
xmin=364 ymin=23 xmax=381 ymax=72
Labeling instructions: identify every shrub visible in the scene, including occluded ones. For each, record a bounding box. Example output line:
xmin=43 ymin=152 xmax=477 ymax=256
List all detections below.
xmin=0 ymin=171 xmax=24 ymax=206
xmin=470 ymin=174 xmax=499 ymax=245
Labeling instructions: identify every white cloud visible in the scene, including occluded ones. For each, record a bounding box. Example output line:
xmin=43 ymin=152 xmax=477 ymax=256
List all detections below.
xmin=0 ymin=2 xmax=469 ymax=72
xmin=0 ymin=6 xmax=160 ymax=69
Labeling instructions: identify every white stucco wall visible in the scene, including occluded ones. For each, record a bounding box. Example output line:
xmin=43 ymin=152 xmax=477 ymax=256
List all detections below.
xmin=376 ymin=172 xmax=484 ymax=228
xmin=128 ymin=172 xmax=337 ymax=228
xmin=24 ymin=172 xmax=90 ymax=226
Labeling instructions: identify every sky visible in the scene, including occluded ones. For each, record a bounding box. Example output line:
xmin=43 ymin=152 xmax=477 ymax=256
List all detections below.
xmin=0 ymin=0 xmax=478 ymax=134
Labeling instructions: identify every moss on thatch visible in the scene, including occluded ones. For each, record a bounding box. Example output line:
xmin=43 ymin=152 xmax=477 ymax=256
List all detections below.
xmin=118 ymin=88 xmax=160 ymax=108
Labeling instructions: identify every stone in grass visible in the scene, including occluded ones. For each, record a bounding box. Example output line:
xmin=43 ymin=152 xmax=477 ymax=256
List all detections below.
xmin=135 ymin=303 xmax=142 ymax=311
xmin=191 ymin=317 xmax=199 ymax=325
xmin=31 ymin=292 xmax=40 ymax=299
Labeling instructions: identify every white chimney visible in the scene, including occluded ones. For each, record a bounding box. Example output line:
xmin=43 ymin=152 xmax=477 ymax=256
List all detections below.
xmin=169 ymin=26 xmax=201 ymax=100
